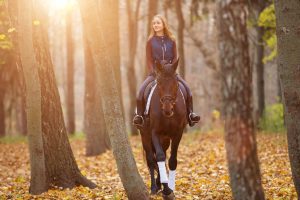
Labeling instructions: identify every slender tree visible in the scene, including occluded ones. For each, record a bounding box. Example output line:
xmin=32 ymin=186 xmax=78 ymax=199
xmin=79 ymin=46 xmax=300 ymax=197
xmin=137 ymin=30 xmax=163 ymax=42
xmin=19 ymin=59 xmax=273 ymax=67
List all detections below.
xmin=83 ymin=25 xmax=110 ymax=156
xmin=126 ymin=0 xmax=141 ymax=135
xmin=66 ymin=6 xmax=75 ymax=134
xmin=174 ymin=0 xmax=185 ymax=78
xmin=79 ymin=1 xmax=149 ymax=199
xmin=143 ymin=0 xmax=158 ymax=78
xmin=216 ymin=0 xmax=265 ymax=199
xmin=250 ymin=0 xmax=266 ymax=122
xmin=147 ymin=0 xmax=158 ymax=36
xmin=18 ymin=0 xmax=46 ymax=194
xmin=6 ymin=0 xmax=27 ymax=136
xmin=275 ymin=0 xmax=300 ymax=196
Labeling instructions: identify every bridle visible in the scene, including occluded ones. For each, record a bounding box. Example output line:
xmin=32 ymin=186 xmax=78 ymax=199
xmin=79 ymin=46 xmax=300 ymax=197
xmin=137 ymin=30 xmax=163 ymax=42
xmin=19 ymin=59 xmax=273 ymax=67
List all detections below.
xmin=156 ymin=74 xmax=178 ymax=106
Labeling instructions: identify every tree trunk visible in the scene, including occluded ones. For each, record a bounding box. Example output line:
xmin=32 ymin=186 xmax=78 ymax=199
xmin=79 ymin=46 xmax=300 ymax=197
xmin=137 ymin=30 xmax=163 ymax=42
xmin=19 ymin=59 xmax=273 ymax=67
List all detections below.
xmin=174 ymin=0 xmax=185 ymax=78
xmin=66 ymin=8 xmax=75 ymax=135
xmin=83 ymin=33 xmax=110 ymax=156
xmin=79 ymin=1 xmax=149 ymax=199
xmin=144 ymin=0 xmax=158 ymax=78
xmin=6 ymin=0 xmax=27 ymax=136
xmin=147 ymin=0 xmax=158 ymax=36
xmin=0 ymin=92 xmax=5 ymax=137
xmin=18 ymin=0 xmax=47 ymax=194
xmin=253 ymin=0 xmax=266 ymax=122
xmin=126 ymin=0 xmax=141 ymax=135
xmin=21 ymin=0 xmax=96 ymax=191
xmin=274 ymin=0 xmax=300 ymax=196
xmin=216 ymin=1 xmax=265 ymax=199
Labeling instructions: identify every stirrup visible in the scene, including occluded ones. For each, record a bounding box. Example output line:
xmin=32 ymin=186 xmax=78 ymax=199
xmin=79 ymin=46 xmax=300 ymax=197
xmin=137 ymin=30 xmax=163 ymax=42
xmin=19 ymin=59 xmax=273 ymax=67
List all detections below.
xmin=133 ymin=115 xmax=144 ymax=127
xmin=189 ymin=113 xmax=200 ymax=123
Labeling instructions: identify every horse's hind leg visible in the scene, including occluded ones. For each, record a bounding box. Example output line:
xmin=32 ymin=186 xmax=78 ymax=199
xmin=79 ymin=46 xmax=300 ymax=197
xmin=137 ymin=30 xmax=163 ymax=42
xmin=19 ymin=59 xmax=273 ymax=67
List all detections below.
xmin=168 ymin=133 xmax=183 ymax=192
xmin=151 ymin=131 xmax=173 ymax=197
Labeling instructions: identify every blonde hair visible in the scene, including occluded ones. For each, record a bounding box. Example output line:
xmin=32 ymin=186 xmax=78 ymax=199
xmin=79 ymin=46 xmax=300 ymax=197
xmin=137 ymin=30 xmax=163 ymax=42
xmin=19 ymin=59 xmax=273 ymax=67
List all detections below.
xmin=148 ymin=14 xmax=175 ymax=41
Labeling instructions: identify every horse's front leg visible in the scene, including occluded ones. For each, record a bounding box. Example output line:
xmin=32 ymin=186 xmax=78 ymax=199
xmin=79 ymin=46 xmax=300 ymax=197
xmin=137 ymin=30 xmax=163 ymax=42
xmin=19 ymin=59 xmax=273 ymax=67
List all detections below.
xmin=152 ymin=131 xmax=173 ymax=197
xmin=141 ymin=131 xmax=159 ymax=194
xmin=168 ymin=132 xmax=183 ymax=192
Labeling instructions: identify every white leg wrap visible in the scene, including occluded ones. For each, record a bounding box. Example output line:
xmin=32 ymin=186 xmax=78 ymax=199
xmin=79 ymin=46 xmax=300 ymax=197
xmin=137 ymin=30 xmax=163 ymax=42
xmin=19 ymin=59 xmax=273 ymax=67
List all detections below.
xmin=168 ymin=170 xmax=176 ymax=191
xmin=157 ymin=161 xmax=168 ymax=183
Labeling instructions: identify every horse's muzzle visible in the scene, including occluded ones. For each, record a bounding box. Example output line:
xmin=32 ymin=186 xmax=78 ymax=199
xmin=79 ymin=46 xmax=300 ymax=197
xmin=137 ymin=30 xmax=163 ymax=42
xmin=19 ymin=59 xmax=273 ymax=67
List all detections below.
xmin=163 ymin=110 xmax=174 ymax=118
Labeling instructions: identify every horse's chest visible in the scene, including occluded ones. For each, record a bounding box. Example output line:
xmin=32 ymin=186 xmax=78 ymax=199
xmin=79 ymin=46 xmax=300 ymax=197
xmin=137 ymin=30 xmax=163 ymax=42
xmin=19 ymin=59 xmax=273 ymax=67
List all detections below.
xmin=157 ymin=118 xmax=183 ymax=134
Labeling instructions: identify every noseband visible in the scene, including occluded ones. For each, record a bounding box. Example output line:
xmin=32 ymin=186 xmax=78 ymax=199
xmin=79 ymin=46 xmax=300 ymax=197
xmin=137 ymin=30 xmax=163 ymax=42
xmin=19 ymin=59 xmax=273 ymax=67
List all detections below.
xmin=160 ymin=95 xmax=176 ymax=104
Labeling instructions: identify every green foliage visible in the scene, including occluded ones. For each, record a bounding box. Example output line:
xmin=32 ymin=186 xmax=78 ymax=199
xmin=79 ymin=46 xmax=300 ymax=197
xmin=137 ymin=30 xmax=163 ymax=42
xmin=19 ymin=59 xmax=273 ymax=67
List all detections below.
xmin=0 ymin=135 xmax=27 ymax=144
xmin=259 ymin=103 xmax=285 ymax=133
xmin=258 ymin=4 xmax=277 ymax=63
xmin=0 ymin=2 xmax=14 ymax=66
xmin=69 ymin=132 xmax=85 ymax=141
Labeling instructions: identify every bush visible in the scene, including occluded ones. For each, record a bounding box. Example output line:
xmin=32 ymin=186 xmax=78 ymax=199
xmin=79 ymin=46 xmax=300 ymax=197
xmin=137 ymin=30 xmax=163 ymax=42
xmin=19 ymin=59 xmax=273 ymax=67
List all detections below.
xmin=259 ymin=103 xmax=285 ymax=133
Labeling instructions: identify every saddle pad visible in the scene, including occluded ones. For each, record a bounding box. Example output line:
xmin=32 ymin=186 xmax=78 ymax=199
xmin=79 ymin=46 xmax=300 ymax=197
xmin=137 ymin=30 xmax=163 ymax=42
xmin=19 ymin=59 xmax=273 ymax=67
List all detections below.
xmin=144 ymin=82 xmax=157 ymax=115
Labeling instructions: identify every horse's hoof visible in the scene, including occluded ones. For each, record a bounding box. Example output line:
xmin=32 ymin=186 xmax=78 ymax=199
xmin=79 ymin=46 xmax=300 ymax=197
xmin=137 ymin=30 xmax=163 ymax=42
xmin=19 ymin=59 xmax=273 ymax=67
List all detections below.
xmin=162 ymin=192 xmax=175 ymax=200
xmin=150 ymin=186 xmax=160 ymax=195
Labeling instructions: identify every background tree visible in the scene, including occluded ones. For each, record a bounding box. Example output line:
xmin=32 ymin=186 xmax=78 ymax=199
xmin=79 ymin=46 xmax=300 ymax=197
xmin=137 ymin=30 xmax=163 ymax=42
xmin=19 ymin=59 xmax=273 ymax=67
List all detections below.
xmin=174 ymin=0 xmax=185 ymax=78
xmin=84 ymin=0 xmax=118 ymax=156
xmin=83 ymin=33 xmax=110 ymax=156
xmin=126 ymin=0 xmax=141 ymax=135
xmin=79 ymin=0 xmax=149 ymax=199
xmin=275 ymin=0 xmax=300 ymax=196
xmin=18 ymin=0 xmax=47 ymax=194
xmin=250 ymin=0 xmax=266 ymax=123
xmin=66 ymin=6 xmax=75 ymax=134
xmin=216 ymin=0 xmax=265 ymax=199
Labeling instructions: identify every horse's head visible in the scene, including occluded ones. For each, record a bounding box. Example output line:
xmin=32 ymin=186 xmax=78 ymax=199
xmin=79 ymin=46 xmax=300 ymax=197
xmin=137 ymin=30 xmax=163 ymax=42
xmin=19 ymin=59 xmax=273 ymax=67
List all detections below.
xmin=155 ymin=59 xmax=179 ymax=118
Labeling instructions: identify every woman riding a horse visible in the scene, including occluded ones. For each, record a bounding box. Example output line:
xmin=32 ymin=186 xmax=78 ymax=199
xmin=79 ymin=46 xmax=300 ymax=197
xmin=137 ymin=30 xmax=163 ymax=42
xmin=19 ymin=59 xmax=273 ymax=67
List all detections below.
xmin=133 ymin=14 xmax=201 ymax=199
xmin=133 ymin=14 xmax=200 ymax=129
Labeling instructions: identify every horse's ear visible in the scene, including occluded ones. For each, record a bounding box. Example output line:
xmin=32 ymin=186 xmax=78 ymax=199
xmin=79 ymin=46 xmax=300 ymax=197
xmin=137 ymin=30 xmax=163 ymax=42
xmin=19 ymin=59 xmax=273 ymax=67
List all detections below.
xmin=172 ymin=58 xmax=179 ymax=71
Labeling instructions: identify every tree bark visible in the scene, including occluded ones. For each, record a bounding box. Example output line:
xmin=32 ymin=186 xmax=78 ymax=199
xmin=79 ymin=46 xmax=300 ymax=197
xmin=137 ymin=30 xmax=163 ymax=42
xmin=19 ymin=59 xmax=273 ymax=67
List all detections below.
xmin=274 ymin=0 xmax=300 ymax=196
xmin=79 ymin=1 xmax=149 ymax=199
xmin=66 ymin=8 xmax=75 ymax=134
xmin=143 ymin=0 xmax=158 ymax=78
xmin=126 ymin=0 xmax=141 ymax=135
xmin=0 ymin=92 xmax=5 ymax=137
xmin=253 ymin=0 xmax=266 ymax=122
xmin=147 ymin=0 xmax=158 ymax=36
xmin=83 ymin=32 xmax=110 ymax=156
xmin=22 ymin=0 xmax=96 ymax=190
xmin=18 ymin=0 xmax=47 ymax=194
xmin=216 ymin=1 xmax=265 ymax=199
xmin=174 ymin=0 xmax=185 ymax=78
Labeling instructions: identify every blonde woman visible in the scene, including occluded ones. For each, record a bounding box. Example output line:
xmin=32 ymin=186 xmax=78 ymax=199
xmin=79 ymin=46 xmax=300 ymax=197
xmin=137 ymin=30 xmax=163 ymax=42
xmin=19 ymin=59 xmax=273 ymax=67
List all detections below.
xmin=133 ymin=14 xmax=200 ymax=128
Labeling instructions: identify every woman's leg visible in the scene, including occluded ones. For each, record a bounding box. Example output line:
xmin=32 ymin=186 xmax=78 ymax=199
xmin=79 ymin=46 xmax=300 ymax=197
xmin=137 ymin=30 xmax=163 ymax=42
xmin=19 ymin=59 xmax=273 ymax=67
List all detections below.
xmin=133 ymin=75 xmax=155 ymax=128
xmin=177 ymin=75 xmax=200 ymax=126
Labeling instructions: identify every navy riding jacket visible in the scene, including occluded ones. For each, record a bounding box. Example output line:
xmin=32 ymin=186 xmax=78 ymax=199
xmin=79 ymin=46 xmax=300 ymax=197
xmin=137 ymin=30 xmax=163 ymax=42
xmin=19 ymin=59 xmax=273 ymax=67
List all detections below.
xmin=146 ymin=35 xmax=177 ymax=73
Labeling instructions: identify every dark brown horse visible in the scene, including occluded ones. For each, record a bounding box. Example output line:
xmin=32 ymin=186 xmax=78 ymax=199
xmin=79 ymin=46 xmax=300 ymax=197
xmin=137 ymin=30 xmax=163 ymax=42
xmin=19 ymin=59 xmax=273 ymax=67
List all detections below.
xmin=140 ymin=59 xmax=187 ymax=199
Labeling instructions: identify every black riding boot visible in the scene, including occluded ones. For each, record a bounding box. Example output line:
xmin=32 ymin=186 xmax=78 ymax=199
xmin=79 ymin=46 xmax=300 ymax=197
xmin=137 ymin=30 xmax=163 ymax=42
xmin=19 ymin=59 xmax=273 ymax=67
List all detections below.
xmin=176 ymin=75 xmax=200 ymax=127
xmin=187 ymin=95 xmax=200 ymax=127
xmin=133 ymin=99 xmax=144 ymax=129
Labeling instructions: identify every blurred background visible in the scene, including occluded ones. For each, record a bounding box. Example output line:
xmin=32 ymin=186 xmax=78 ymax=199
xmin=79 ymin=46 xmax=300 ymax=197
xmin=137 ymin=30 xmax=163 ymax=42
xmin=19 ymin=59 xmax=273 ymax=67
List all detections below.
xmin=0 ymin=0 xmax=281 ymax=137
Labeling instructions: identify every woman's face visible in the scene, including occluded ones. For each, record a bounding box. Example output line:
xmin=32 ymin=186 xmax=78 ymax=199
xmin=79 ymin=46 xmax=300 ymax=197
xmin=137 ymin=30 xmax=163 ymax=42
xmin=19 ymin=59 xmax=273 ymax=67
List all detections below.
xmin=152 ymin=17 xmax=164 ymax=34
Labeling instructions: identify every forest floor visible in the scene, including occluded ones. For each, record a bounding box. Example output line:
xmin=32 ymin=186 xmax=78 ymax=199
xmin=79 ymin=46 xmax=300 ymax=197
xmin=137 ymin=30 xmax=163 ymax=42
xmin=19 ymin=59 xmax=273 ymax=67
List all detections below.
xmin=0 ymin=130 xmax=297 ymax=200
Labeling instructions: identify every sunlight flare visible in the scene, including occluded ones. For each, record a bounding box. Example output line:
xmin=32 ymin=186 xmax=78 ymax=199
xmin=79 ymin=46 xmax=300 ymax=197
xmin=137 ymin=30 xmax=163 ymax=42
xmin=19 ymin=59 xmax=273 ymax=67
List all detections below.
xmin=48 ymin=0 xmax=75 ymax=11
